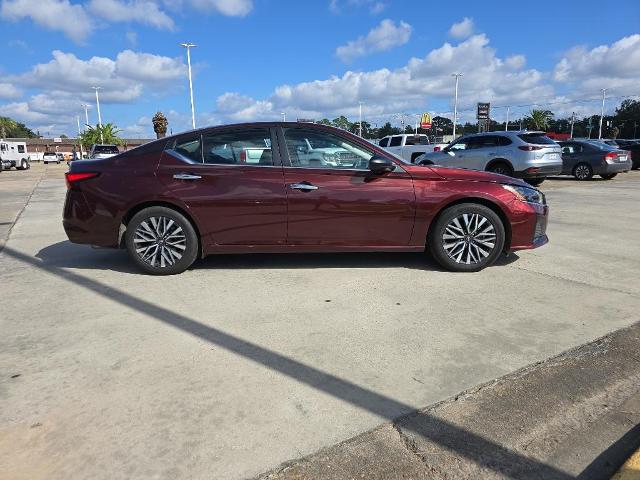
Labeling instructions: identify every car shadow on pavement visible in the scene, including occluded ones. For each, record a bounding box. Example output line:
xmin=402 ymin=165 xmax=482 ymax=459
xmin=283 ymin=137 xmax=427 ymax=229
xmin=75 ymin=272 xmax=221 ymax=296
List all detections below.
xmin=577 ymin=423 xmax=640 ymax=479
xmin=37 ymin=240 xmax=520 ymax=273
xmin=3 ymin=244 xmax=566 ymax=480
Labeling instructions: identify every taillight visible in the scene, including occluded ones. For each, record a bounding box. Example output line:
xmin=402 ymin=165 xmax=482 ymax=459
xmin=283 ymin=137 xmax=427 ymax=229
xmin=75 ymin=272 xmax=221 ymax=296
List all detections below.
xmin=518 ymin=145 xmax=542 ymax=151
xmin=434 ymin=146 xmax=441 ymax=152
xmin=240 ymin=150 xmax=246 ymax=163
xmin=604 ymin=152 xmax=617 ymax=161
xmin=65 ymin=172 xmax=100 ymax=189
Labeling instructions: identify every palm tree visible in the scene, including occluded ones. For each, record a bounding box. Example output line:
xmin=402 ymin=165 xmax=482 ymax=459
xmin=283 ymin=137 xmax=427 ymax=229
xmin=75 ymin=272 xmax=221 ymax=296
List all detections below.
xmin=525 ymin=109 xmax=554 ymax=130
xmin=79 ymin=123 xmax=122 ymax=148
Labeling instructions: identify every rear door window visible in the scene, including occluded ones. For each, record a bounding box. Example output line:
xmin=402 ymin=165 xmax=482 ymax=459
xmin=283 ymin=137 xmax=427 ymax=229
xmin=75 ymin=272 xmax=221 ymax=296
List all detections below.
xmin=517 ymin=133 xmax=556 ymax=145
xmin=379 ymin=137 xmax=389 ymax=147
xmin=202 ymin=128 xmax=274 ymax=166
xmin=389 ymin=136 xmax=403 ymax=147
xmin=17 ymin=145 xmax=25 ymax=153
xmin=498 ymin=136 xmax=512 ymax=146
xmin=167 ymin=134 xmax=203 ymax=163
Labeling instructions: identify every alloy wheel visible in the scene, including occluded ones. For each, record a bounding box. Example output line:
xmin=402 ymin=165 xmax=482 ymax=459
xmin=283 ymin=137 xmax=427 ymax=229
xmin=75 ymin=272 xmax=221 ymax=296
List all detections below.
xmin=442 ymin=213 xmax=497 ymax=265
xmin=574 ymin=164 xmax=591 ymax=180
xmin=133 ymin=216 xmax=187 ymax=268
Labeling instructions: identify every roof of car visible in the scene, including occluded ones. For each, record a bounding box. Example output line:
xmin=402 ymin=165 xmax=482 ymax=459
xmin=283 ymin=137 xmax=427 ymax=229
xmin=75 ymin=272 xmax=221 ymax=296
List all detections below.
xmin=463 ymin=130 xmax=545 ymax=137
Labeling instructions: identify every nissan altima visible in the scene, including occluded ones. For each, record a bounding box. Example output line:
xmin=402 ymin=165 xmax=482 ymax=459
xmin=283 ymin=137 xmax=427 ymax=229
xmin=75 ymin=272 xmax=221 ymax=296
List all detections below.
xmin=63 ymin=123 xmax=549 ymax=274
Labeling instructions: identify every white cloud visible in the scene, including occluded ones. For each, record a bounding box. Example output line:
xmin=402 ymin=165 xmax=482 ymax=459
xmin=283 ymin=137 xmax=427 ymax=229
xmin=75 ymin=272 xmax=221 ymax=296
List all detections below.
xmin=336 ymin=19 xmax=412 ymax=63
xmin=189 ymin=0 xmax=253 ymax=16
xmin=1 ymin=0 xmax=252 ymax=42
xmin=87 ymin=0 xmax=174 ymax=30
xmin=17 ymin=50 xmax=186 ymax=101
xmin=0 ymin=82 xmax=22 ymax=99
xmin=330 ymin=0 xmax=386 ymax=15
xmin=553 ymin=34 xmax=640 ymax=94
xmin=449 ymin=17 xmax=474 ymax=40
xmin=1 ymin=0 xmax=93 ymax=43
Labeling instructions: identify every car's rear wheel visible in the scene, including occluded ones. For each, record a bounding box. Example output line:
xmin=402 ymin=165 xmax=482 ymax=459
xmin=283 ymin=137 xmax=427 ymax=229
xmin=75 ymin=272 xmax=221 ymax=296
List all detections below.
xmin=525 ymin=177 xmax=545 ymax=186
xmin=486 ymin=162 xmax=513 ymax=177
xmin=126 ymin=206 xmax=199 ymax=275
xmin=428 ymin=203 xmax=505 ymax=272
xmin=573 ymin=163 xmax=593 ymax=180
xmin=600 ymin=173 xmax=617 ymax=180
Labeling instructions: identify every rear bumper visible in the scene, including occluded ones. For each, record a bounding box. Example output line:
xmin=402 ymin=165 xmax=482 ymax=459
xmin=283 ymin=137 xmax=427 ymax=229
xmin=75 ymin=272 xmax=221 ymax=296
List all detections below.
xmin=598 ymin=160 xmax=632 ymax=174
xmin=514 ymin=165 xmax=562 ymax=179
xmin=63 ymin=189 xmax=120 ymax=247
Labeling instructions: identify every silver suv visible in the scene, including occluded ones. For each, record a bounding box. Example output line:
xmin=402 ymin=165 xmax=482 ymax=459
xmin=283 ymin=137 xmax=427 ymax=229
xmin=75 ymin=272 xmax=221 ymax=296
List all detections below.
xmin=417 ymin=131 xmax=562 ymax=185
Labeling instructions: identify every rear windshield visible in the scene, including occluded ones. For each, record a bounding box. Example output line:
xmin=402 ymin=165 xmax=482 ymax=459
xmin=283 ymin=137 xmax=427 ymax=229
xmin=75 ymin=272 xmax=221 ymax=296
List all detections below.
xmin=404 ymin=136 xmax=430 ymax=145
xmin=588 ymin=141 xmax=616 ymax=151
xmin=93 ymin=145 xmax=119 ymax=154
xmin=517 ymin=133 xmax=556 ymax=145
xmin=44 ymin=153 xmax=56 ymax=156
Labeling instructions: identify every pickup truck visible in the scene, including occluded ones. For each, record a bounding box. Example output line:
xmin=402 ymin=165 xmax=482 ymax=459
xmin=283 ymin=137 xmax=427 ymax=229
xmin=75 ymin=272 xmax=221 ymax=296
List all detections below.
xmin=296 ymin=138 xmax=362 ymax=168
xmin=379 ymin=134 xmax=448 ymax=164
xmin=89 ymin=144 xmax=120 ymax=159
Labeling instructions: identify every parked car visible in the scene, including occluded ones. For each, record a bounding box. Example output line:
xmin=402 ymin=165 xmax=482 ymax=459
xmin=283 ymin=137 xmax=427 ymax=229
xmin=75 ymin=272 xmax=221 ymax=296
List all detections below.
xmin=43 ymin=152 xmax=60 ymax=164
xmin=89 ymin=144 xmax=120 ymax=159
xmin=417 ymin=131 xmax=562 ymax=186
xmin=559 ymin=140 xmax=632 ymax=180
xmin=0 ymin=140 xmax=30 ymax=170
xmin=613 ymin=139 xmax=639 ymax=148
xmin=63 ymin=122 xmax=549 ymax=275
xmin=621 ymin=143 xmax=640 ymax=169
xmin=379 ymin=134 xmax=448 ymax=164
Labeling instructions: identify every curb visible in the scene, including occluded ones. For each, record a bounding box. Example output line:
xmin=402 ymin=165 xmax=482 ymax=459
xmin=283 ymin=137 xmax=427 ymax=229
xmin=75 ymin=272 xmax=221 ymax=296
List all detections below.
xmin=613 ymin=447 xmax=640 ymax=480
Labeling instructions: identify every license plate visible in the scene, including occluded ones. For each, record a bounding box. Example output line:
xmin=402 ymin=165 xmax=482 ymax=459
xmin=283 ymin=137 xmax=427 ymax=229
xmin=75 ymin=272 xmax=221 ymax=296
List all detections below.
xmin=548 ymin=153 xmax=559 ymax=159
xmin=619 ymin=155 xmax=627 ymax=162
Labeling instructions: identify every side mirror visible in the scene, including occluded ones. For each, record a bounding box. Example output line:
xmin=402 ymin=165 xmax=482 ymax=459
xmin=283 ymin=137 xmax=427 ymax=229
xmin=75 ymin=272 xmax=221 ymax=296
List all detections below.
xmin=369 ymin=155 xmax=395 ymax=174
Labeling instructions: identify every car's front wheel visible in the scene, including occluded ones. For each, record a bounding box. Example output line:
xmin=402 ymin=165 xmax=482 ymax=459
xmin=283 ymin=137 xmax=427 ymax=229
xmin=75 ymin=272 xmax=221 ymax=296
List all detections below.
xmin=428 ymin=203 xmax=505 ymax=272
xmin=125 ymin=206 xmax=199 ymax=275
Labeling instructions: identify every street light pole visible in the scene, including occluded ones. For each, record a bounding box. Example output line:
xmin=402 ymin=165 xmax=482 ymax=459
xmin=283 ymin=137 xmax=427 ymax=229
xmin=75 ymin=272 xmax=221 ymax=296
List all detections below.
xmin=358 ymin=102 xmax=363 ymax=137
xmin=76 ymin=115 xmax=84 ymax=160
xmin=570 ymin=112 xmax=575 ymax=139
xmin=281 ymin=112 xmax=286 ymax=122
xmin=92 ymin=87 xmax=104 ymax=144
xmin=81 ymin=104 xmax=90 ymax=129
xmin=598 ymin=88 xmax=607 ymax=140
xmin=505 ymin=106 xmax=510 ymax=131
xmin=180 ymin=42 xmax=197 ymax=129
xmin=452 ymin=73 xmax=462 ymax=139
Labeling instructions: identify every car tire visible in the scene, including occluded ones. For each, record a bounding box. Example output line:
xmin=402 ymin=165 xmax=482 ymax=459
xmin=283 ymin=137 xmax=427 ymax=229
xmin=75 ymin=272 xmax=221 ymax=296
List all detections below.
xmin=486 ymin=162 xmax=513 ymax=177
xmin=600 ymin=173 xmax=617 ymax=180
xmin=428 ymin=203 xmax=505 ymax=273
xmin=525 ymin=177 xmax=545 ymax=186
xmin=573 ymin=163 xmax=593 ymax=180
xmin=126 ymin=206 xmax=199 ymax=275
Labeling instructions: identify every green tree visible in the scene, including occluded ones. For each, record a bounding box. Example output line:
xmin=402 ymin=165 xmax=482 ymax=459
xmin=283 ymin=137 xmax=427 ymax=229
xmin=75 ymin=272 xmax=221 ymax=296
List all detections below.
xmin=79 ymin=123 xmax=123 ymax=149
xmin=524 ymin=109 xmax=554 ymax=130
xmin=614 ymin=99 xmax=640 ymax=138
xmin=0 ymin=116 xmax=37 ymax=138
xmin=316 ymin=118 xmax=332 ymax=126
xmin=430 ymin=116 xmax=453 ymax=136
xmin=331 ymin=115 xmax=352 ymax=131
xmin=377 ymin=122 xmax=401 ymax=138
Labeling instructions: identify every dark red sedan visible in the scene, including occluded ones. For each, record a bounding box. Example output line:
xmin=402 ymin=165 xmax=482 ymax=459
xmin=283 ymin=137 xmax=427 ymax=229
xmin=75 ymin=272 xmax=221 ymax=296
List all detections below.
xmin=63 ymin=123 xmax=548 ymax=274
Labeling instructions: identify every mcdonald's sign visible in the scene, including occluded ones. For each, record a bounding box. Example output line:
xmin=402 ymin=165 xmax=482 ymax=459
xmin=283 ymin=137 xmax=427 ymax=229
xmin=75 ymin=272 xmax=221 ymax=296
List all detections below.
xmin=420 ymin=113 xmax=432 ymax=129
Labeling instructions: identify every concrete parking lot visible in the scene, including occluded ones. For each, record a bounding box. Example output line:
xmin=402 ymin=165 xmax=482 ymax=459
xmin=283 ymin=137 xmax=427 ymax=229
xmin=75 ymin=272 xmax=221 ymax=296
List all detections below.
xmin=1 ymin=163 xmax=640 ymax=479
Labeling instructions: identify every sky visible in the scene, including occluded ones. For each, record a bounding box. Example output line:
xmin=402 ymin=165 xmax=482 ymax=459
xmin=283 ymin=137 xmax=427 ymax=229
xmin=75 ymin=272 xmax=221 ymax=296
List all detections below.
xmin=1 ymin=0 xmax=639 ymax=138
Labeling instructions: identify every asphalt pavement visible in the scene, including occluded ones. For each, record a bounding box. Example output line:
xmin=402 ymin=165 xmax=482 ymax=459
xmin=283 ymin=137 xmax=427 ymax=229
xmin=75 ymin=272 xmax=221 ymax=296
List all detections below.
xmin=1 ymin=163 xmax=639 ymax=479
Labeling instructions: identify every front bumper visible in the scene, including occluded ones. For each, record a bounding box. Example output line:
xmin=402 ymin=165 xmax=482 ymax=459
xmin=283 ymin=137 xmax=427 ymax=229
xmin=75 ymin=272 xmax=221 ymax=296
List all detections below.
xmin=509 ymin=201 xmax=549 ymax=252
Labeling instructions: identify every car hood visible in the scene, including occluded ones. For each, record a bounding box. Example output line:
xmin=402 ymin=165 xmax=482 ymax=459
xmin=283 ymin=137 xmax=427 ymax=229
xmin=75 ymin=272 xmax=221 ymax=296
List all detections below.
xmin=409 ymin=164 xmax=531 ymax=187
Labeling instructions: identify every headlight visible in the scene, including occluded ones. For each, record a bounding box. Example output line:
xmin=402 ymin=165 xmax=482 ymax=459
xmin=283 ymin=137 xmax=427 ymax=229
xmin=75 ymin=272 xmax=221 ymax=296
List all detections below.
xmin=323 ymin=152 xmax=337 ymax=161
xmin=502 ymin=184 xmax=546 ymax=205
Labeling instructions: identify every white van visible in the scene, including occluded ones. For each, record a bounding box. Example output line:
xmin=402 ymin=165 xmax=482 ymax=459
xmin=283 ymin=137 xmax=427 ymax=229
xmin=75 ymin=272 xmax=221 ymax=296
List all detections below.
xmin=0 ymin=140 xmax=30 ymax=170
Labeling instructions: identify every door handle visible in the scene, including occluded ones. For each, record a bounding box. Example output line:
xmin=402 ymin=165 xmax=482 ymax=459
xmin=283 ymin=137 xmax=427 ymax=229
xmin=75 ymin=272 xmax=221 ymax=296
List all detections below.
xmin=289 ymin=182 xmax=319 ymax=191
xmin=173 ymin=173 xmax=202 ymax=180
